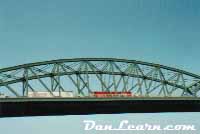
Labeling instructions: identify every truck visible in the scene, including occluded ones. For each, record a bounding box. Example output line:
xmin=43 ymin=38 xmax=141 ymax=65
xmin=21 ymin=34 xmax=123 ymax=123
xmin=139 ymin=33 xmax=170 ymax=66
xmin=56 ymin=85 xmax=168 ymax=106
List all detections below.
xmin=27 ymin=91 xmax=74 ymax=98
xmin=90 ymin=91 xmax=132 ymax=98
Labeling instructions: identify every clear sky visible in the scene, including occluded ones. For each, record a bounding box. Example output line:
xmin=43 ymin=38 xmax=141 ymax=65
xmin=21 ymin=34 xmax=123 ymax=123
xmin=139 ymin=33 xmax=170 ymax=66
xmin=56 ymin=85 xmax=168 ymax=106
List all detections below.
xmin=0 ymin=0 xmax=200 ymax=134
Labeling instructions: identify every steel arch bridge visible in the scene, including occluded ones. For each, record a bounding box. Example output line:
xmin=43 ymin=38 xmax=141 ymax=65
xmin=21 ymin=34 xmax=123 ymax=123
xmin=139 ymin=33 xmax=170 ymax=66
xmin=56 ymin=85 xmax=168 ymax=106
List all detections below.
xmin=0 ymin=58 xmax=200 ymax=97
xmin=1 ymin=58 xmax=200 ymax=117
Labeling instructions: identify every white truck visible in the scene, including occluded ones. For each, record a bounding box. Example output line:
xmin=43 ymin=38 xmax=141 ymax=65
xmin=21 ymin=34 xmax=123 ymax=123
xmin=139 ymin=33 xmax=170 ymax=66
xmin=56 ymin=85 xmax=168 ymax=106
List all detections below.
xmin=27 ymin=91 xmax=74 ymax=98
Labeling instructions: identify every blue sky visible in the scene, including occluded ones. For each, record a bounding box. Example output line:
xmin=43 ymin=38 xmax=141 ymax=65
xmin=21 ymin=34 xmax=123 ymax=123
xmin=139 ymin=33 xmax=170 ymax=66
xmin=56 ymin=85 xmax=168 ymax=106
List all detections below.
xmin=0 ymin=0 xmax=200 ymax=134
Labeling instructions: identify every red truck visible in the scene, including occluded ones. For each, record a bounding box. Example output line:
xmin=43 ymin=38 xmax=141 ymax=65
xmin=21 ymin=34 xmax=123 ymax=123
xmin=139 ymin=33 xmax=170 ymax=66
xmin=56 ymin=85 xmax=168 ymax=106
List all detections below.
xmin=90 ymin=91 xmax=132 ymax=98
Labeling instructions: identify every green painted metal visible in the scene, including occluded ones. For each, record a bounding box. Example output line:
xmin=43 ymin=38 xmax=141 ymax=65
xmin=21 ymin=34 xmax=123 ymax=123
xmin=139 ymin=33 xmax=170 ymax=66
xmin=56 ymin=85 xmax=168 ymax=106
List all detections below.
xmin=0 ymin=58 xmax=200 ymax=98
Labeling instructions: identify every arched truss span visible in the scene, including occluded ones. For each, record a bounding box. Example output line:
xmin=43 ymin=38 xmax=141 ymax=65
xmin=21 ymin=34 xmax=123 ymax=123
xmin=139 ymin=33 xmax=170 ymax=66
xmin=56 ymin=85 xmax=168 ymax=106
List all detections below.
xmin=0 ymin=58 xmax=200 ymax=97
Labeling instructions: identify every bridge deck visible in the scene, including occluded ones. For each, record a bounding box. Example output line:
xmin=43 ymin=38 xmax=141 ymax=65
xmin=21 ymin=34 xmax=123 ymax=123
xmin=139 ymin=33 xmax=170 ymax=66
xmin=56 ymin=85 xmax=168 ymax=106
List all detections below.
xmin=0 ymin=97 xmax=200 ymax=117
xmin=1 ymin=97 xmax=200 ymax=102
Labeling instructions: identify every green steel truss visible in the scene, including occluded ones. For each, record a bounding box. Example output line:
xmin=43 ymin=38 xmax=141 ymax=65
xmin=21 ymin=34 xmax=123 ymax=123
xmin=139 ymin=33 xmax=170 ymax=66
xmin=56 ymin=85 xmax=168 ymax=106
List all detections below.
xmin=0 ymin=58 xmax=200 ymax=97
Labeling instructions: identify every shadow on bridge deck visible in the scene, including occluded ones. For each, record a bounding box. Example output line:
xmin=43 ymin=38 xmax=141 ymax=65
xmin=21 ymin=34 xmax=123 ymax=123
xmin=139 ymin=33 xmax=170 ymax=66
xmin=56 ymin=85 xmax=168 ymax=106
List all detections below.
xmin=0 ymin=98 xmax=200 ymax=117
